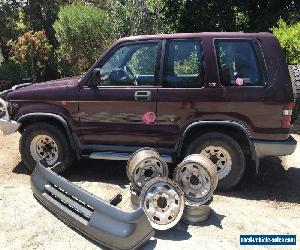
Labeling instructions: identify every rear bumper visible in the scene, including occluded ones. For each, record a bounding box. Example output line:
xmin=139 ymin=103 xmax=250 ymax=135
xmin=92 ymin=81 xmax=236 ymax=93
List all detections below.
xmin=31 ymin=162 xmax=154 ymax=250
xmin=253 ymin=135 xmax=297 ymax=158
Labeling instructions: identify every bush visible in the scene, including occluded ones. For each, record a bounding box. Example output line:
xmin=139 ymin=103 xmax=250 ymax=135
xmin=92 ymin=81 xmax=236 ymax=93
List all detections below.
xmin=7 ymin=30 xmax=52 ymax=82
xmin=272 ymin=20 xmax=300 ymax=65
xmin=0 ymin=61 xmax=26 ymax=91
xmin=53 ymin=3 xmax=111 ymax=75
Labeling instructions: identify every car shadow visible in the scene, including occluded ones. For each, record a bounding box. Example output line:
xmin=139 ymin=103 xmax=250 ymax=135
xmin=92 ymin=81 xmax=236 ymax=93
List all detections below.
xmin=219 ymin=156 xmax=300 ymax=204
xmin=12 ymin=162 xmax=30 ymax=175
xmin=287 ymin=167 xmax=300 ymax=188
xmin=63 ymin=159 xmax=129 ymax=189
xmin=13 ymin=156 xmax=300 ymax=204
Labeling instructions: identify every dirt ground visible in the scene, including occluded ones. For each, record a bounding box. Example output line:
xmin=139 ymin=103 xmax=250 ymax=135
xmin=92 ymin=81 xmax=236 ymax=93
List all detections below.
xmin=0 ymin=133 xmax=299 ymax=250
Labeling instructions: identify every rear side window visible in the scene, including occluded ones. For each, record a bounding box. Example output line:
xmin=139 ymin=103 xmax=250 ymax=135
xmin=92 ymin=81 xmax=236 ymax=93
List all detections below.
xmin=215 ymin=39 xmax=265 ymax=86
xmin=163 ymin=40 xmax=203 ymax=88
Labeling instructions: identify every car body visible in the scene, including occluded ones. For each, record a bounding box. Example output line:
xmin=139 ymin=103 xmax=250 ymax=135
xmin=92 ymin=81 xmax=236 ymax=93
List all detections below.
xmin=0 ymin=32 xmax=297 ymax=189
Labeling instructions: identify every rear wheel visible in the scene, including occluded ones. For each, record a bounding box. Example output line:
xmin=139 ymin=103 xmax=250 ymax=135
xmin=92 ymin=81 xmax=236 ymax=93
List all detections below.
xmin=185 ymin=132 xmax=245 ymax=190
xmin=20 ymin=122 xmax=75 ymax=173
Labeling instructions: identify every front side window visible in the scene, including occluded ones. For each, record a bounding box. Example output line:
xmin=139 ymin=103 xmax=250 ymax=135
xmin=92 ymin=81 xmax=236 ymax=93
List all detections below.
xmin=99 ymin=42 xmax=159 ymax=86
xmin=163 ymin=40 xmax=203 ymax=88
xmin=215 ymin=39 xmax=264 ymax=86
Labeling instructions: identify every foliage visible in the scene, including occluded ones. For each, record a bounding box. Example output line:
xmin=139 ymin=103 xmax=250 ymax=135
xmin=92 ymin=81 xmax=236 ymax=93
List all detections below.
xmin=0 ymin=61 xmax=26 ymax=85
xmin=174 ymin=52 xmax=198 ymax=74
xmin=7 ymin=31 xmax=52 ymax=82
xmin=161 ymin=0 xmax=237 ymax=32
xmin=239 ymin=0 xmax=300 ymax=32
xmin=0 ymin=1 xmax=23 ymax=61
xmin=1 ymin=0 xmax=300 ymax=81
xmin=53 ymin=3 xmax=111 ymax=74
xmin=161 ymin=0 xmax=300 ymax=33
xmin=109 ymin=0 xmax=166 ymax=39
xmin=128 ymin=46 xmax=158 ymax=75
xmin=272 ymin=20 xmax=300 ymax=65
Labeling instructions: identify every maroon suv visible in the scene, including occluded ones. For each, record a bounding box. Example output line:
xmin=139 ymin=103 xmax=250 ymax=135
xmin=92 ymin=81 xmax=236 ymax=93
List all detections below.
xmin=0 ymin=32 xmax=296 ymax=190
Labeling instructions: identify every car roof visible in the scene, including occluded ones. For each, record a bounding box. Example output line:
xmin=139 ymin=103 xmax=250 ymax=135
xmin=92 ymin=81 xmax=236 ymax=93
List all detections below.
xmin=117 ymin=32 xmax=274 ymax=43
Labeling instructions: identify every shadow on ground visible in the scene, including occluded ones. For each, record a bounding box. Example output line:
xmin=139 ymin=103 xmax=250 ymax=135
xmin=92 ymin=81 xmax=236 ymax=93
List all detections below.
xmin=63 ymin=159 xmax=129 ymax=189
xmin=12 ymin=162 xmax=29 ymax=175
xmin=13 ymin=156 xmax=300 ymax=203
xmin=219 ymin=157 xmax=300 ymax=204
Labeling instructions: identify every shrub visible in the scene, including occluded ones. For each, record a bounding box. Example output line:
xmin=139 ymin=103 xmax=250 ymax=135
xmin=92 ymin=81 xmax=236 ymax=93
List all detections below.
xmin=53 ymin=3 xmax=111 ymax=75
xmin=272 ymin=20 xmax=300 ymax=65
xmin=7 ymin=30 xmax=52 ymax=82
xmin=0 ymin=61 xmax=26 ymax=91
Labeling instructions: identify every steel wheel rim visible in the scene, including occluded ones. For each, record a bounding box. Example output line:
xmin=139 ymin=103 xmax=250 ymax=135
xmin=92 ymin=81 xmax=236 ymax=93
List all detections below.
xmin=176 ymin=162 xmax=212 ymax=200
xmin=200 ymin=146 xmax=232 ymax=179
xmin=30 ymin=135 xmax=59 ymax=165
xmin=141 ymin=178 xmax=184 ymax=230
xmin=132 ymin=158 xmax=167 ymax=189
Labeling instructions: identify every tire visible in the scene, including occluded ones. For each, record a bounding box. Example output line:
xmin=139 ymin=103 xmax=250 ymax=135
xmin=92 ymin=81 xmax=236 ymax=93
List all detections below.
xmin=185 ymin=132 xmax=245 ymax=190
xmin=20 ymin=122 xmax=75 ymax=173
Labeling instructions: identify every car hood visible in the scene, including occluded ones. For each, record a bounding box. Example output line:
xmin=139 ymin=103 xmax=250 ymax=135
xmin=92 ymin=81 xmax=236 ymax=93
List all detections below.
xmin=19 ymin=76 xmax=80 ymax=91
xmin=6 ymin=76 xmax=80 ymax=101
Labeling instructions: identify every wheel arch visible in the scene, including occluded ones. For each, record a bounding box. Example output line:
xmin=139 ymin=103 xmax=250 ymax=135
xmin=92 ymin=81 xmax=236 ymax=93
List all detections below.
xmin=177 ymin=121 xmax=257 ymax=166
xmin=17 ymin=113 xmax=76 ymax=151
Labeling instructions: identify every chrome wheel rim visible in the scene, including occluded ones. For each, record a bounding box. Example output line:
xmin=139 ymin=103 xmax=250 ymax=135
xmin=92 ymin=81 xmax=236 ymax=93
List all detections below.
xmin=141 ymin=177 xmax=184 ymax=230
xmin=30 ymin=135 xmax=59 ymax=165
xmin=200 ymin=146 xmax=232 ymax=179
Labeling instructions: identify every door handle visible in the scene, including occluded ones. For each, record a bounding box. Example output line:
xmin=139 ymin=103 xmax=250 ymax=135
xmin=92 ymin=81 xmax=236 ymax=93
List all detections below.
xmin=134 ymin=91 xmax=151 ymax=101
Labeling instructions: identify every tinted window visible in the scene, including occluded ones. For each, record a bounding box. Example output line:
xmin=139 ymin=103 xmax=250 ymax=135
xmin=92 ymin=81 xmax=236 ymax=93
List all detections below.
xmin=99 ymin=42 xmax=158 ymax=86
xmin=164 ymin=40 xmax=203 ymax=88
xmin=215 ymin=40 xmax=264 ymax=86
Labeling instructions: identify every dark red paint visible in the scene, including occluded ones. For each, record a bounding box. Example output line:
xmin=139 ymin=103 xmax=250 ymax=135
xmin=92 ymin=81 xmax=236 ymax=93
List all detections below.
xmin=6 ymin=32 xmax=294 ymax=152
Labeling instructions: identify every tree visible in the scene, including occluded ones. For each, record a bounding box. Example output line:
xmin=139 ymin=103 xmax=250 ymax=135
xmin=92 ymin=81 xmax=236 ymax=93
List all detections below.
xmin=272 ymin=19 xmax=300 ymax=65
xmin=160 ymin=0 xmax=300 ymax=33
xmin=238 ymin=0 xmax=300 ymax=32
xmin=7 ymin=30 xmax=52 ymax=82
xmin=162 ymin=0 xmax=238 ymax=32
xmin=53 ymin=3 xmax=111 ymax=74
xmin=0 ymin=1 xmax=22 ymax=61
xmin=109 ymin=0 xmax=167 ymax=39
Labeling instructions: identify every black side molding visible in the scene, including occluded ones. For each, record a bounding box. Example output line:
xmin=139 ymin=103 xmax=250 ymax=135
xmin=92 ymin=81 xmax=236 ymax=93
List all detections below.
xmin=253 ymin=135 xmax=297 ymax=158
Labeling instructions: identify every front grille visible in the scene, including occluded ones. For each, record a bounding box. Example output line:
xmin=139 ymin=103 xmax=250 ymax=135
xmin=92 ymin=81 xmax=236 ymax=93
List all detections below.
xmin=44 ymin=184 xmax=95 ymax=222
xmin=0 ymin=102 xmax=5 ymax=119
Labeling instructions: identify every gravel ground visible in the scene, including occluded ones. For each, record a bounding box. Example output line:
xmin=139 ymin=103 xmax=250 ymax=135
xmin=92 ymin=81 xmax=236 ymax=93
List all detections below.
xmin=0 ymin=133 xmax=299 ymax=250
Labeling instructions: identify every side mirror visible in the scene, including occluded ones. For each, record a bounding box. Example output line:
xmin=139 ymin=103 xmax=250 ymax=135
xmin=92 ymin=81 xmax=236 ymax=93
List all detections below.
xmin=90 ymin=68 xmax=101 ymax=87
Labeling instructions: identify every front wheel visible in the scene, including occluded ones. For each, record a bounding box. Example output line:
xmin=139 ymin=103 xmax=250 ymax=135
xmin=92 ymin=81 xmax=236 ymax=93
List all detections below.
xmin=20 ymin=122 xmax=75 ymax=173
xmin=185 ymin=132 xmax=245 ymax=190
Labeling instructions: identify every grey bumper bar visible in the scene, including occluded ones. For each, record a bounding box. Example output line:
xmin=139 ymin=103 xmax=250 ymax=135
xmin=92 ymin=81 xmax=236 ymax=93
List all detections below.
xmin=31 ymin=162 xmax=154 ymax=249
xmin=253 ymin=135 xmax=297 ymax=158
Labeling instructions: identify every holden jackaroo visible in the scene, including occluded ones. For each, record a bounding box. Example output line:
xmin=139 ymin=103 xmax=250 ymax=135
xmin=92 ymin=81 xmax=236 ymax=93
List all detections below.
xmin=0 ymin=32 xmax=297 ymax=190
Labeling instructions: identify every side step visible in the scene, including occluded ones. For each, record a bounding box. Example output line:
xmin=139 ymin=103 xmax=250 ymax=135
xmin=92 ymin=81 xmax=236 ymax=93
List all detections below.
xmin=89 ymin=152 xmax=173 ymax=163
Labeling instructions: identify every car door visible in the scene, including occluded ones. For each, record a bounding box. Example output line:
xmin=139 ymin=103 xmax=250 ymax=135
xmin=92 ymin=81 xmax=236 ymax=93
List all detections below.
xmin=156 ymin=38 xmax=224 ymax=149
xmin=78 ymin=41 xmax=161 ymax=148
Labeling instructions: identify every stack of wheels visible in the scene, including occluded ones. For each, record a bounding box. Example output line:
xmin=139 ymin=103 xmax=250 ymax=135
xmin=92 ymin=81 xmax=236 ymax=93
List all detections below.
xmin=126 ymin=148 xmax=169 ymax=210
xmin=174 ymin=154 xmax=218 ymax=225
xmin=140 ymin=177 xmax=185 ymax=230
